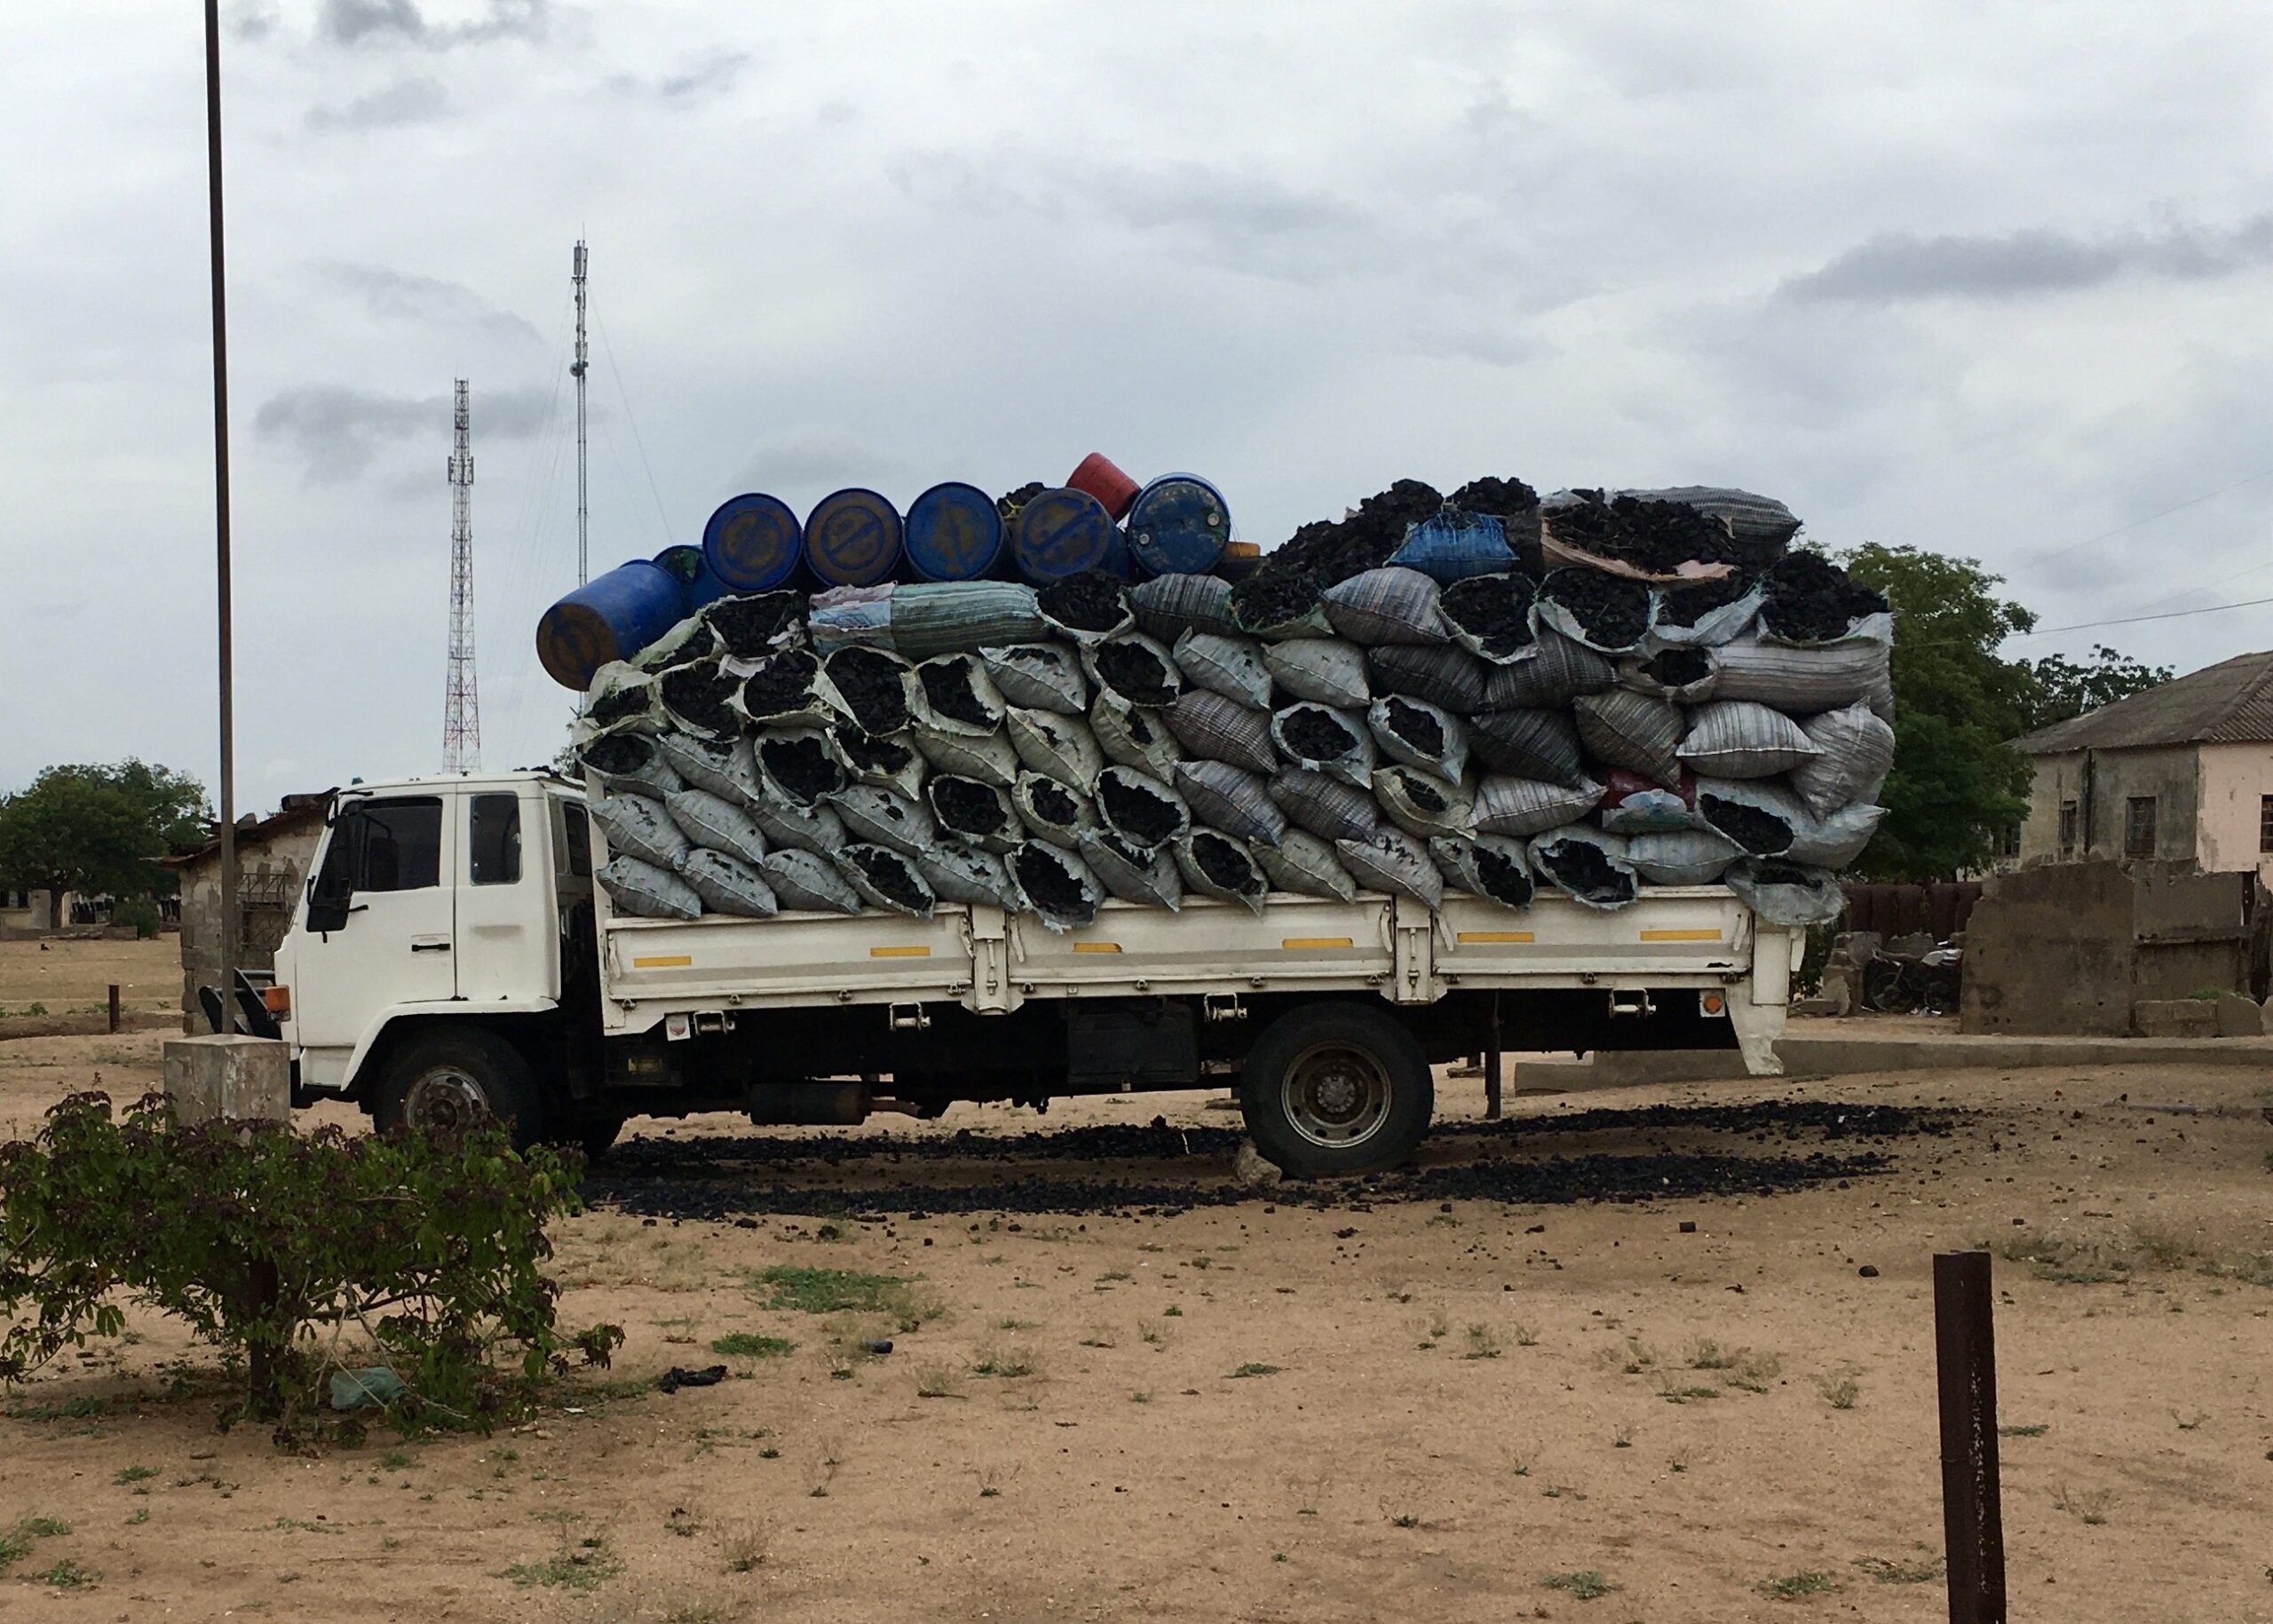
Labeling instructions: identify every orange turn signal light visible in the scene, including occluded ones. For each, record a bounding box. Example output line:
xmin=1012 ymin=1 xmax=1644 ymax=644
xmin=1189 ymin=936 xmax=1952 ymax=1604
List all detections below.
xmin=263 ymin=986 xmax=291 ymax=1017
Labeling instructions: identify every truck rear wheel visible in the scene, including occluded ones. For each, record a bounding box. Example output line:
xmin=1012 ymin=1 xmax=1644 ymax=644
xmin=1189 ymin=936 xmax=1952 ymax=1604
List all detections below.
xmin=1239 ymin=1002 xmax=1432 ymax=1178
xmin=375 ymin=1027 xmax=541 ymax=1150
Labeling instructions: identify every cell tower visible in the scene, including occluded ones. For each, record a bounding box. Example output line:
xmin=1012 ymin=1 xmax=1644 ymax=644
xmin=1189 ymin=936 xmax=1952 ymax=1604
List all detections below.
xmin=443 ymin=378 xmax=481 ymax=772
xmin=572 ymin=240 xmax=589 ymax=586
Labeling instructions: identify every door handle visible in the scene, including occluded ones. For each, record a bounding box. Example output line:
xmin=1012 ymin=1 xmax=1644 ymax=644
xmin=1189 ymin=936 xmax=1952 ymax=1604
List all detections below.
xmin=410 ymin=940 xmax=453 ymax=955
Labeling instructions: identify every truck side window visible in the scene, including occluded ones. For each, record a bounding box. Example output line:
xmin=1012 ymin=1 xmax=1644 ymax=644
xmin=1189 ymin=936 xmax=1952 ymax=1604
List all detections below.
xmin=558 ymin=802 xmax=592 ymax=879
xmin=469 ymin=794 xmax=522 ymax=886
xmin=345 ymin=797 xmax=443 ymax=893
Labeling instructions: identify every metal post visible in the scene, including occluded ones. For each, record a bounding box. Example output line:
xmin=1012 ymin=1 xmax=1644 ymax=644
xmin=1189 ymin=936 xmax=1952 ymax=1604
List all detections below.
xmin=1485 ymin=994 xmax=1503 ymax=1121
xmin=204 ymin=0 xmax=237 ymax=1036
xmin=107 ymin=985 xmax=120 ymax=1034
xmin=1934 ymin=1251 xmax=2006 ymax=1624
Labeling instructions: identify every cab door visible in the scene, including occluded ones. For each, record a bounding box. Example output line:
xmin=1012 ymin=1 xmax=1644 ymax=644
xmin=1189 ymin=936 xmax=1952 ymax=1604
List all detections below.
xmin=288 ymin=793 xmax=457 ymax=1081
xmin=454 ymin=787 xmax=558 ymax=1004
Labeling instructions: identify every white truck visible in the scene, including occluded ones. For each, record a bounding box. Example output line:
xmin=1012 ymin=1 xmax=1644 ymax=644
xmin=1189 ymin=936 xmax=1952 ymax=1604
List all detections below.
xmin=258 ymin=771 xmax=1794 ymax=1176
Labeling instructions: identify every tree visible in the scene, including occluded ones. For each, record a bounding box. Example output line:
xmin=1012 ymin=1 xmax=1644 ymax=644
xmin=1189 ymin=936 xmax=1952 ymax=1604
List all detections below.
xmin=2024 ymin=644 xmax=2173 ymax=732
xmin=1839 ymin=544 xmax=2039 ymax=882
xmin=0 ymin=760 xmax=210 ymax=911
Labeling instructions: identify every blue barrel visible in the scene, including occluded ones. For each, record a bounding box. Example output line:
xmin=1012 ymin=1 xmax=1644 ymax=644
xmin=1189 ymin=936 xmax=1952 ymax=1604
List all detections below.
xmin=1011 ymin=487 xmax=1132 ymax=583
xmin=903 ymin=481 xmax=1008 ymax=582
xmin=536 ymin=559 xmax=685 ymax=690
xmin=652 ymin=544 xmax=730 ymax=612
xmin=804 ymin=487 xmax=903 ymax=587
xmin=702 ymin=493 xmax=804 ymax=592
xmin=1126 ymin=473 xmax=1232 ymax=577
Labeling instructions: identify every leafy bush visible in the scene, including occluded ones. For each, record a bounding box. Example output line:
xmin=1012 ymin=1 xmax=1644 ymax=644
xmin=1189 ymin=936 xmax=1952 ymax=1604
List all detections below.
xmin=0 ymin=1092 xmax=603 ymax=1431
xmin=112 ymin=899 xmax=160 ymax=940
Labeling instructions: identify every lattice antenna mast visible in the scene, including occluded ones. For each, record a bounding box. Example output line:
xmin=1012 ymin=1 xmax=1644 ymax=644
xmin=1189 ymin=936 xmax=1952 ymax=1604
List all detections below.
xmin=443 ymin=378 xmax=480 ymax=771
xmin=572 ymin=239 xmax=589 ymax=586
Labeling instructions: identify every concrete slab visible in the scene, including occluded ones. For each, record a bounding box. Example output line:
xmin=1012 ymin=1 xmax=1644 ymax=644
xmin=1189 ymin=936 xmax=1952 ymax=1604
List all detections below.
xmin=1509 ymin=1030 xmax=2273 ymax=1089
xmin=163 ymin=1034 xmax=289 ymax=1126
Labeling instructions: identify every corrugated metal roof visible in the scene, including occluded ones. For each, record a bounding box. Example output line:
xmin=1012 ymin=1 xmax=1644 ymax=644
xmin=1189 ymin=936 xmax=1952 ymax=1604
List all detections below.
xmin=2017 ymin=649 xmax=2273 ymax=753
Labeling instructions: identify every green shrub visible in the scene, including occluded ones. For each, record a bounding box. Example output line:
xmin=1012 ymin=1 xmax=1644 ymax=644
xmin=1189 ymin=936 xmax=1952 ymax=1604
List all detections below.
xmin=0 ymin=1091 xmax=608 ymax=1431
xmin=113 ymin=899 xmax=160 ymax=940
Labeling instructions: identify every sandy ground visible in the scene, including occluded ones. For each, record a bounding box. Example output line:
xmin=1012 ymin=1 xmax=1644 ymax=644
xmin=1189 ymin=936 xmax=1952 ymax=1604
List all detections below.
xmin=0 ymin=935 xmax=182 ymax=1042
xmin=0 ymin=941 xmax=2269 ymax=1621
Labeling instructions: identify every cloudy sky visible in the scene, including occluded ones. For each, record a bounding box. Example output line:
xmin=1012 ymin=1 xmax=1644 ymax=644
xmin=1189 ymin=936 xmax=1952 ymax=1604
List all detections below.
xmin=7 ymin=1 xmax=2273 ymax=812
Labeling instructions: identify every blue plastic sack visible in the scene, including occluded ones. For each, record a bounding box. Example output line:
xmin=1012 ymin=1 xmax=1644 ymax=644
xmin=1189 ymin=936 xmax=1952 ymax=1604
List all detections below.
xmin=1389 ymin=511 xmax=1513 ymax=585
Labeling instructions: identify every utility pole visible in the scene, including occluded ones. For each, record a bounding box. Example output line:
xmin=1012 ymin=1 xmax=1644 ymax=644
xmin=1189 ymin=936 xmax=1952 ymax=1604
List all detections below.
xmin=572 ymin=240 xmax=589 ymax=586
xmin=203 ymin=0 xmax=238 ymax=1032
xmin=443 ymin=380 xmax=480 ymax=772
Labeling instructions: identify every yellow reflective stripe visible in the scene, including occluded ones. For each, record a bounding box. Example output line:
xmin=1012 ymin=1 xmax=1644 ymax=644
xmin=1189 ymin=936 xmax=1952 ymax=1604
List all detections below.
xmin=1454 ymin=931 xmax=1535 ymax=944
xmin=1280 ymin=936 xmax=1354 ymax=950
xmin=630 ymin=955 xmax=693 ymax=968
xmin=1640 ymin=929 xmax=1722 ymax=942
xmin=868 ymin=946 xmax=931 ymax=959
xmin=1071 ymin=942 xmax=1122 ymax=954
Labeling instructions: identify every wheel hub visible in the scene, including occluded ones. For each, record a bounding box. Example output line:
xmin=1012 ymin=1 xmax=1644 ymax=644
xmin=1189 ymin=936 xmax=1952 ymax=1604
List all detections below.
xmin=404 ymin=1068 xmax=489 ymax=1132
xmin=1281 ymin=1042 xmax=1391 ymax=1148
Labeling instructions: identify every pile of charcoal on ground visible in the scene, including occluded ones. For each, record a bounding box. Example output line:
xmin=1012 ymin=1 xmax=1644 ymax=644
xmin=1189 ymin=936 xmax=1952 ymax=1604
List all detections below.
xmin=577 ymin=474 xmax=1886 ymax=932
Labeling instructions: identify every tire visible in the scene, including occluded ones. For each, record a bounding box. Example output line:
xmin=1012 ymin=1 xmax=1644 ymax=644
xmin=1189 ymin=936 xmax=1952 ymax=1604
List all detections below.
xmin=374 ymin=1026 xmax=542 ymax=1149
xmin=1860 ymin=958 xmax=1912 ymax=1015
xmin=1238 ymin=1002 xmax=1433 ymax=1178
xmin=574 ymin=1114 xmax=627 ymax=1164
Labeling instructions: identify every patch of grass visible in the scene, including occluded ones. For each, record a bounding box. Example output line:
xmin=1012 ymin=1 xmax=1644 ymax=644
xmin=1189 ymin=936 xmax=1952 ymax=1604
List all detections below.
xmin=1129 ymin=1390 xmax=1152 ymax=1404
xmin=505 ymin=1541 xmax=623 ymax=1589
xmin=112 ymin=1464 xmax=157 ymax=1485
xmin=1541 ymin=1570 xmax=1619 ymax=1600
xmin=1728 ymin=1350 xmax=1783 ymax=1393
xmin=1390 ymin=1512 xmax=1419 ymax=1529
xmin=711 ymin=1333 xmax=796 ymax=1359
xmin=1999 ymin=1422 xmax=2048 ymax=1438
xmin=1855 ymin=1555 xmax=1943 ymax=1585
xmin=377 ymin=1450 xmax=415 ymax=1471
xmin=1138 ymin=1320 xmax=1167 ymax=1346
xmin=914 ymin=1362 xmax=964 ymax=1398
xmin=1228 ymin=1362 xmax=1281 ymax=1379
xmin=1687 ymin=1338 xmax=1734 ymax=1369
xmin=970 ymin=1345 xmax=1038 ymax=1379
xmin=1761 ymin=1571 xmax=1836 ymax=1599
xmin=36 ymin=1559 xmax=98 ymax=1590
xmin=1612 ymin=1423 xmax=1633 ymax=1449
xmin=1162 ymin=1304 xmax=1182 ymax=1318
xmin=124 ymin=1509 xmax=149 ymax=1526
xmin=18 ymin=1517 xmax=69 ymax=1540
xmin=5 ymin=1396 xmax=108 ymax=1422
xmin=271 ymin=1517 xmax=339 ymax=1535
xmin=1513 ymin=1322 xmax=1540 ymax=1347
xmin=720 ymin=1519 xmax=771 ymax=1573
xmin=754 ymin=1265 xmax=912 ymax=1316
xmin=2053 ymin=1484 xmax=2112 ymax=1525
xmin=1462 ymin=1325 xmax=1501 ymax=1361
xmin=1818 ymin=1374 xmax=1860 ymax=1410
xmin=1658 ymin=1382 xmax=1721 ymax=1404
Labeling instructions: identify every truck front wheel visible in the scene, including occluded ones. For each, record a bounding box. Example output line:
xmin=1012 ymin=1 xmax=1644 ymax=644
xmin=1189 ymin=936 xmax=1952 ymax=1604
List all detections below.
xmin=375 ymin=1028 xmax=541 ymax=1149
xmin=1239 ymin=1002 xmax=1432 ymax=1177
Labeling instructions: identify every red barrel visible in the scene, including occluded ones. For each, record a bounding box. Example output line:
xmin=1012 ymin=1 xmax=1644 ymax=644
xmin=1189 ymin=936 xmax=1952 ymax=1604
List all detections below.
xmin=1066 ymin=452 xmax=1140 ymax=520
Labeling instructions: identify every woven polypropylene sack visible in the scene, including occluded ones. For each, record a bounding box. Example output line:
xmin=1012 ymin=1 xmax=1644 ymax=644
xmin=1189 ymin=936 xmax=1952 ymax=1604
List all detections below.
xmin=1619 ymin=646 xmax=1721 ymax=703
xmin=1093 ymin=764 xmax=1190 ymax=850
xmin=1597 ymin=769 xmax=1698 ymax=835
xmin=1007 ymin=707 xmax=1106 ymax=789
xmin=1574 ymin=690 xmax=1683 ymax=788
xmin=1725 ymin=858 xmax=1845 ymax=926
xmin=1172 ymin=630 xmax=1273 ymax=710
xmin=1162 ymin=689 xmax=1279 ymax=775
xmin=1037 ymin=573 xmax=1136 ymax=646
xmin=1366 ymin=644 xmax=1488 ymax=714
xmin=1388 ymin=510 xmax=1513 ymax=584
xmin=735 ymin=649 xmax=841 ymax=730
xmin=1428 ymin=835 xmax=1535 ymax=908
xmin=1652 ymin=577 xmax=1765 ymax=648
xmin=1174 ymin=760 xmax=1289 ymax=844
xmin=1336 ymin=828 xmax=1444 ymax=909
xmin=592 ymin=791 xmax=691 ymax=870
xmin=1321 ymin=567 xmax=1448 ymax=646
xmin=1620 ymin=486 xmax=1801 ymax=555
xmin=1694 ymin=777 xmax=1810 ymax=856
xmin=635 ymin=613 xmax=723 ymax=672
xmin=656 ymin=733 xmax=760 ymax=805
xmin=677 ymin=848 xmax=780 ymax=917
xmin=1676 ymin=701 xmax=1823 ymax=779
xmin=1174 ymin=830 xmax=1268 ymax=914
xmin=598 ymin=854 xmax=702 ymax=920
xmin=1468 ymin=707 xmax=1584 ymax=786
xmin=807 ymin=583 xmax=896 ymax=651
xmin=1374 ymin=765 xmax=1473 ymax=839
xmin=1082 ymin=632 xmax=1184 ymax=708
xmin=1532 ymin=570 xmax=1657 ymax=655
xmin=584 ymin=661 xmax=662 ymax=734
xmin=1129 ymin=573 xmax=1238 ymax=644
xmin=1760 ymin=604 xmax=1895 ymax=653
xmin=925 ymin=773 xmax=1021 ymax=854
xmin=1268 ymin=767 xmax=1380 ymax=843
xmin=1473 ymin=773 xmax=1606 ymax=840
xmin=1791 ymin=701 xmax=1896 ymax=818
xmin=1012 ymin=772 xmax=1097 ymax=850
xmin=828 ymin=728 xmax=927 ymax=801
xmin=582 ymin=732 xmax=684 ymax=798
xmin=1261 ymin=638 xmax=1371 ymax=709
xmin=1713 ymin=634 xmax=1891 ymax=712
xmin=701 ymin=590 xmax=808 ymax=660
xmin=1229 ymin=574 xmax=1334 ymax=641
xmin=1366 ymin=696 xmax=1468 ymax=781
xmin=1625 ymin=829 xmax=1740 ymax=885
xmin=821 ymin=645 xmax=923 ymax=736
xmin=1090 ymin=691 xmax=1184 ymax=780
xmin=1250 ymin=828 xmax=1358 ymax=902
xmin=1010 ymin=841 xmax=1105 ymax=931
xmin=665 ymin=788 xmax=770 ymax=867
xmin=1528 ymin=825 xmax=1639 ymax=909
xmin=833 ymin=783 xmax=937 ymax=858
xmin=1482 ymin=631 xmax=1615 ymax=708
xmin=1269 ymin=703 xmax=1375 ymax=787
xmin=1077 ymin=828 xmax=1184 ymax=909
xmin=748 ymin=796 xmax=846 ymax=858
xmin=756 ymin=729 xmax=848 ymax=807
xmin=890 ymin=582 xmax=1044 ymax=661
xmin=907 ymin=717 xmax=1021 ymax=788
xmin=982 ymin=644 xmax=1089 ymax=716
xmin=915 ymin=653 xmax=1007 ymax=737
xmin=915 ymin=843 xmax=1022 ymax=911
xmin=1786 ymin=802 xmax=1885 ymax=868
xmin=836 ymin=843 xmax=938 ymax=919
xmin=758 ymin=848 xmax=863 ymax=915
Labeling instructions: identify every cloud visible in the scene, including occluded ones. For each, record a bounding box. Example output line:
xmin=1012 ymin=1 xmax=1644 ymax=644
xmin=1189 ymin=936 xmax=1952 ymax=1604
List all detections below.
xmin=1784 ymin=214 xmax=2273 ymax=302
xmin=227 ymin=1 xmax=280 ymax=41
xmin=255 ymin=384 xmax=550 ymax=482
xmin=608 ymin=50 xmax=752 ymax=104
xmin=318 ymin=263 xmax=539 ymax=341
xmin=734 ymin=430 xmax=911 ymax=495
xmin=304 ymin=75 xmax=450 ymax=132
xmin=316 ymin=0 xmax=550 ymax=50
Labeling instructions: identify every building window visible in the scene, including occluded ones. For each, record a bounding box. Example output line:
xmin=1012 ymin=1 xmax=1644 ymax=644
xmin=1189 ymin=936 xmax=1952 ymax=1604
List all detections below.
xmin=2261 ymin=795 xmax=2273 ymax=854
xmin=2124 ymin=796 xmax=2158 ymax=859
xmin=469 ymin=795 xmax=522 ymax=886
xmin=2057 ymin=800 xmax=2079 ymax=856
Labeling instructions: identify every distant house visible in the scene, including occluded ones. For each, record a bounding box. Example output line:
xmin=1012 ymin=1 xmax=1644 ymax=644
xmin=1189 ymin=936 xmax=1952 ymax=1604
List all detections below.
xmin=2016 ymin=650 xmax=2273 ymax=872
xmin=159 ymin=794 xmax=331 ymax=1034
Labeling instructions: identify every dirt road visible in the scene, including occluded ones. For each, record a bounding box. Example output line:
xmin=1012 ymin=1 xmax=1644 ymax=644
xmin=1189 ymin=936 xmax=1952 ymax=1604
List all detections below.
xmin=0 ymin=940 xmax=2268 ymax=1620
